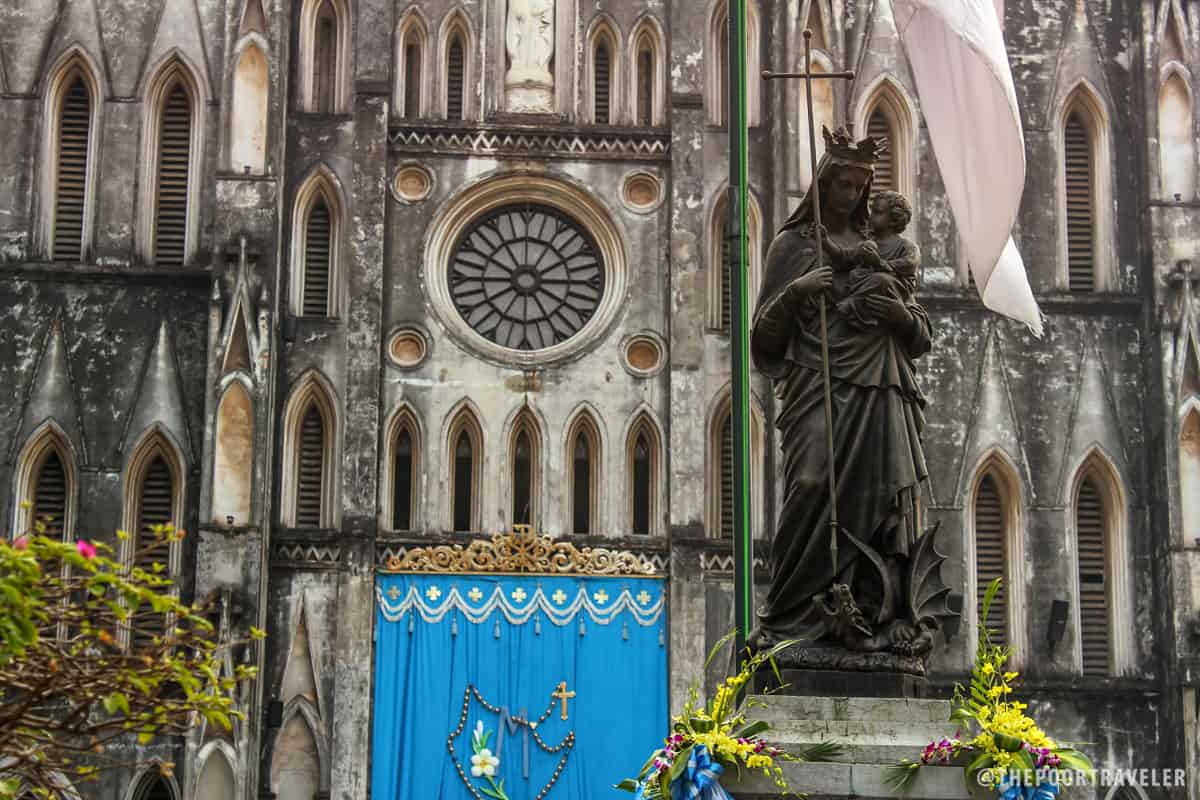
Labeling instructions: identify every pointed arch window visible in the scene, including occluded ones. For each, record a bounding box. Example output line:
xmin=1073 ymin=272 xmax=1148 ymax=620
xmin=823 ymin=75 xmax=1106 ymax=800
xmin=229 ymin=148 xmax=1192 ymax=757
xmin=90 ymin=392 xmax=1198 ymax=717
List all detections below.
xmin=632 ymin=433 xmax=652 ymax=535
xmin=16 ymin=431 xmax=75 ymax=541
xmin=627 ymin=416 xmax=661 ymax=536
xmin=709 ymin=398 xmax=762 ymax=539
xmin=32 ymin=449 xmax=69 ymax=539
xmin=1181 ymin=408 xmax=1200 ymax=543
xmin=719 ymin=413 xmax=734 ymax=538
xmin=1159 ymin=71 xmax=1195 ymax=201
xmin=296 ymin=406 xmax=325 ymax=526
xmin=708 ymin=1 xmax=760 ymax=127
xmin=1064 ymin=112 xmax=1094 ymax=291
xmin=448 ymin=410 xmax=482 ymax=532
xmin=867 ymin=110 xmax=894 ymax=194
xmin=291 ymin=174 xmax=342 ymax=318
xmin=566 ymin=415 xmax=600 ymax=535
xmin=302 ymin=196 xmax=332 ymax=316
xmin=1075 ymin=475 xmax=1108 ymax=675
xmin=132 ymin=771 xmax=176 ymax=800
xmin=151 ymin=78 xmax=197 ymax=267
xmin=710 ymin=190 xmax=763 ymax=332
xmin=1059 ymin=87 xmax=1112 ymax=292
xmin=48 ymin=69 xmax=95 ymax=262
xmin=595 ymin=39 xmax=612 ymax=123
xmin=446 ymin=34 xmax=465 ymax=120
xmin=857 ymin=82 xmax=914 ymax=201
xmin=1070 ymin=453 xmax=1132 ymax=677
xmin=231 ymin=42 xmax=269 ymax=174
xmin=124 ymin=437 xmax=182 ymax=650
xmin=282 ymin=379 xmax=336 ymax=528
xmin=510 ymin=415 xmax=540 ymax=527
xmin=587 ymin=24 xmax=618 ymax=126
xmin=388 ymin=411 xmax=421 ymax=531
xmin=973 ymin=473 xmax=1008 ymax=645
xmin=397 ymin=15 xmax=427 ymax=119
xmin=313 ymin=1 xmax=337 ymax=112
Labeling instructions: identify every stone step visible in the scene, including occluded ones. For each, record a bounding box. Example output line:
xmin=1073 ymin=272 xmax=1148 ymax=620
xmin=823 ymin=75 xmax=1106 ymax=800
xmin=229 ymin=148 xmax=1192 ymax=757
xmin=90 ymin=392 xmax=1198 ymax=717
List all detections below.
xmin=766 ymin=718 xmax=961 ymax=764
xmin=749 ymin=694 xmax=954 ymax=725
xmin=727 ymin=760 xmax=972 ymax=800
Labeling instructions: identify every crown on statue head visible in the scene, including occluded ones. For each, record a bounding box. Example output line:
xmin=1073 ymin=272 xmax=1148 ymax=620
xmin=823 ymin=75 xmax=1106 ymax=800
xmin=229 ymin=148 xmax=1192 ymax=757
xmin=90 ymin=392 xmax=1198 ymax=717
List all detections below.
xmin=821 ymin=125 xmax=886 ymax=167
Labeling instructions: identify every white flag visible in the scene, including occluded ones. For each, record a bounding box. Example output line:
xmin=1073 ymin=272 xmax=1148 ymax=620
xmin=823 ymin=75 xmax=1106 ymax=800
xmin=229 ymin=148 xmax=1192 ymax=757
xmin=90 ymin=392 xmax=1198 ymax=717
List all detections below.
xmin=891 ymin=0 xmax=1044 ymax=336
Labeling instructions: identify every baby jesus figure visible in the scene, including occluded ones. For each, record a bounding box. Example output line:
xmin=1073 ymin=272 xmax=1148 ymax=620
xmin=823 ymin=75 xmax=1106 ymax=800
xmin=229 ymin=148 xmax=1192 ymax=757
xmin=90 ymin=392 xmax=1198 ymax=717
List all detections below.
xmin=831 ymin=190 xmax=919 ymax=330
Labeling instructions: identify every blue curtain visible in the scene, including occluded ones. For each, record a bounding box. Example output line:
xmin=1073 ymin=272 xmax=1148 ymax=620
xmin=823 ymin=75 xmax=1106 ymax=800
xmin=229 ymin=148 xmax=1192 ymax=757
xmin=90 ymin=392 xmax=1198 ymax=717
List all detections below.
xmin=372 ymin=574 xmax=667 ymax=800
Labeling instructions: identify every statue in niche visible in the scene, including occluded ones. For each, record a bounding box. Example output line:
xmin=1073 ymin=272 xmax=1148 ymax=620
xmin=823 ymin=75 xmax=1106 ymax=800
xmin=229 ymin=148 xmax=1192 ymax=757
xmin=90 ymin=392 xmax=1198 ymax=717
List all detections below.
xmin=749 ymin=127 xmax=952 ymax=677
xmin=505 ymin=0 xmax=555 ymax=112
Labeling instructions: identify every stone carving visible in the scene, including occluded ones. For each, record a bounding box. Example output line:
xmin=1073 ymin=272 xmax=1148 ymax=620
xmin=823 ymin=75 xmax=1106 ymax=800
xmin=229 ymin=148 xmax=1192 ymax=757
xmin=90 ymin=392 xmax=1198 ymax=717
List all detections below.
xmin=748 ymin=128 xmax=953 ymax=677
xmin=382 ymin=524 xmax=656 ymax=576
xmin=505 ymin=0 xmax=555 ymax=112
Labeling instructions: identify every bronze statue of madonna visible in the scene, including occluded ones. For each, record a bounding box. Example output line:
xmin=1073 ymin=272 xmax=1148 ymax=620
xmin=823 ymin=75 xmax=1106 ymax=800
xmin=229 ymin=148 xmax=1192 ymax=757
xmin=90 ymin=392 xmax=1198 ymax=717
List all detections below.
xmin=750 ymin=128 xmax=950 ymax=674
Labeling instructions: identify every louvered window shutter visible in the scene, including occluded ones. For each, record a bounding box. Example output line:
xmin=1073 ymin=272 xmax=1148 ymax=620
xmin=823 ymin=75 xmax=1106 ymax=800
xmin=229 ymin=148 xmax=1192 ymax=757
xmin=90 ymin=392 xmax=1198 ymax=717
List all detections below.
xmin=719 ymin=414 xmax=733 ymax=538
xmin=572 ymin=433 xmax=591 ymax=534
xmin=868 ymin=110 xmax=893 ymax=195
xmin=32 ymin=449 xmax=68 ymax=540
xmin=594 ymin=41 xmax=611 ymax=124
xmin=302 ymin=198 xmax=332 ymax=316
xmin=453 ymin=431 xmax=473 ymax=532
xmin=393 ymin=428 xmax=413 ymax=531
xmin=1065 ymin=112 xmax=1095 ymax=292
xmin=404 ymin=43 xmax=421 ymax=118
xmin=637 ymin=47 xmax=653 ymax=126
xmin=314 ymin=2 xmax=337 ymax=112
xmin=719 ymin=217 xmax=731 ymax=332
xmin=133 ymin=456 xmax=174 ymax=648
xmin=447 ymin=37 xmax=465 ymax=120
xmin=53 ymin=77 xmax=91 ymax=262
xmin=974 ymin=474 xmax=1008 ymax=646
xmin=154 ymin=84 xmax=192 ymax=267
xmin=1077 ymin=477 xmax=1109 ymax=676
xmin=632 ymin=433 xmax=651 ymax=535
xmin=295 ymin=405 xmax=325 ymax=527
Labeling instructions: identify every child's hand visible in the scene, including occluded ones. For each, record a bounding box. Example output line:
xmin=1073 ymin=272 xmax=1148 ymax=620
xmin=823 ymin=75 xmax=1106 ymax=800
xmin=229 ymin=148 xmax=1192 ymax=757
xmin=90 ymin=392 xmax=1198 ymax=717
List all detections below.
xmin=858 ymin=241 xmax=883 ymax=268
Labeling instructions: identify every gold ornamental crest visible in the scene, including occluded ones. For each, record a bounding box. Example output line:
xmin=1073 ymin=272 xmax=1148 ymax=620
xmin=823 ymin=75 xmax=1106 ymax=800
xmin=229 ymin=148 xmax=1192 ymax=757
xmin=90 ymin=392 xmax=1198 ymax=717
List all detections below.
xmin=382 ymin=525 xmax=657 ymax=577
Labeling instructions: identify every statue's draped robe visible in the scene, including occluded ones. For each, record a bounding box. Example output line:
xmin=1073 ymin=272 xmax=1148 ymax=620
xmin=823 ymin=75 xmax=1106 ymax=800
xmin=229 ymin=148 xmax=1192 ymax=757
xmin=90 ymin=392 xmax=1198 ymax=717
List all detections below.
xmin=751 ymin=222 xmax=932 ymax=639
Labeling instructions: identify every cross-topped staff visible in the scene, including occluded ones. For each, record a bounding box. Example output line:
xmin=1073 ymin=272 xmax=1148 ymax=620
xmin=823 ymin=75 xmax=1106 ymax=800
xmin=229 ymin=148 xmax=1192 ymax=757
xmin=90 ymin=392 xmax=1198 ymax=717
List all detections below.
xmin=762 ymin=30 xmax=856 ymax=579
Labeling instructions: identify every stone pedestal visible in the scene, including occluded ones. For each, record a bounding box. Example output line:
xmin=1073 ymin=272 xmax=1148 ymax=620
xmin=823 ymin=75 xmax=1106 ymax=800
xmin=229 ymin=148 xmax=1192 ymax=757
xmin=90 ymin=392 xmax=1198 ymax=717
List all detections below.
xmin=724 ymin=696 xmax=971 ymax=800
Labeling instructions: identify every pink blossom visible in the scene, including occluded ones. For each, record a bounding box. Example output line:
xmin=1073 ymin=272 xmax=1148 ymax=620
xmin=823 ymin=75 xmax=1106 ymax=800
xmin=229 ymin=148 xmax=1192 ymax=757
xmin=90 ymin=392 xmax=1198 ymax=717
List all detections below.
xmin=76 ymin=540 xmax=96 ymax=559
xmin=12 ymin=537 xmax=28 ymax=550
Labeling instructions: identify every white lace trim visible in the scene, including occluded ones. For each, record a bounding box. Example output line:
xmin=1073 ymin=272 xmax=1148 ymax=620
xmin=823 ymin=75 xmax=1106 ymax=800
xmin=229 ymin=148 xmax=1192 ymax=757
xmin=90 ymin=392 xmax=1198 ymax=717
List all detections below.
xmin=376 ymin=583 xmax=665 ymax=626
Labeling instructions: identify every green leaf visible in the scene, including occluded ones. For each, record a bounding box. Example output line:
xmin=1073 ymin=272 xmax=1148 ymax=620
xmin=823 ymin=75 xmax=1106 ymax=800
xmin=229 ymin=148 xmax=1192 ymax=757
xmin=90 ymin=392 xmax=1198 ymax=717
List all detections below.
xmin=103 ymin=693 xmax=131 ymax=716
xmin=966 ymin=752 xmax=996 ymax=787
xmin=1054 ymin=749 xmax=1095 ymax=775
xmin=668 ymin=748 xmax=690 ymax=786
xmin=615 ymin=779 xmax=640 ymax=792
xmin=732 ymin=720 xmax=769 ymax=739
xmin=704 ymin=630 xmax=737 ymax=670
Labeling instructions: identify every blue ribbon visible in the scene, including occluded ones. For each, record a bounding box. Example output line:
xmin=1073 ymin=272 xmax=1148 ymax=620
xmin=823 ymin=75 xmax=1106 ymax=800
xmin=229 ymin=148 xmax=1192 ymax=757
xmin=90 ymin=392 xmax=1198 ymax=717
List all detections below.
xmin=670 ymin=745 xmax=732 ymax=800
xmin=998 ymin=776 xmax=1059 ymax=800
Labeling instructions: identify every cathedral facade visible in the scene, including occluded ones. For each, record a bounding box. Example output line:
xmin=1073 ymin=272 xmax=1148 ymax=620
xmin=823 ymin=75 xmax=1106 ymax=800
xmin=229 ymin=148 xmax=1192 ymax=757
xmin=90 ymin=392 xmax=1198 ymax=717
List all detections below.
xmin=0 ymin=0 xmax=1197 ymax=797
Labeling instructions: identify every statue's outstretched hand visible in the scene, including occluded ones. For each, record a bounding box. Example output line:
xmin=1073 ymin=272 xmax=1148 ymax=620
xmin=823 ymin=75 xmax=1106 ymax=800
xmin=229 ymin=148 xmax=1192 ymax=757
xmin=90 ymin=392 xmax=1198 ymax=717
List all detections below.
xmin=784 ymin=266 xmax=834 ymax=308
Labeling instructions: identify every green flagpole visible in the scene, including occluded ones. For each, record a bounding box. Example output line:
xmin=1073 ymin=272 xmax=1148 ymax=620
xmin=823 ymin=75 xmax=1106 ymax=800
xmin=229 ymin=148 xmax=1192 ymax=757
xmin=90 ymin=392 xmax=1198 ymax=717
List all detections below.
xmin=729 ymin=0 xmax=753 ymax=659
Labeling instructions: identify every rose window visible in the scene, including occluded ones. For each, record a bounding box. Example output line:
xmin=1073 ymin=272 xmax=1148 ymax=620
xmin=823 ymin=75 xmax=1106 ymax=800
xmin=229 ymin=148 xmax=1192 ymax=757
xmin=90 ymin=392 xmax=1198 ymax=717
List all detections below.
xmin=449 ymin=204 xmax=606 ymax=351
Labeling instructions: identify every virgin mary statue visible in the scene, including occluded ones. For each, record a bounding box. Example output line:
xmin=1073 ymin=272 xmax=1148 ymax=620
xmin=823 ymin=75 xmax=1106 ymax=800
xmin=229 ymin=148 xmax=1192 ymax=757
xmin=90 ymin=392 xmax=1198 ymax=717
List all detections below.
xmin=750 ymin=127 xmax=946 ymax=660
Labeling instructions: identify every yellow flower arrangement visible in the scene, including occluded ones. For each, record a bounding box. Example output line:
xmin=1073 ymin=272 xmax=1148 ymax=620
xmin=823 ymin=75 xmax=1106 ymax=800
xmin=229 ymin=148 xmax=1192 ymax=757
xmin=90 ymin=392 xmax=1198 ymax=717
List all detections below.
xmin=887 ymin=579 xmax=1094 ymax=794
xmin=617 ymin=633 xmax=841 ymax=799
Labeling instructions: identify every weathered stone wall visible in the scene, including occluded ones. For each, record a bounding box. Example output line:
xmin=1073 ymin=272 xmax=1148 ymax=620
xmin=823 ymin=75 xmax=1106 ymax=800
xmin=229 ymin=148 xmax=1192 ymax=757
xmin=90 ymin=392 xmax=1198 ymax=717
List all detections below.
xmin=0 ymin=0 xmax=1194 ymax=797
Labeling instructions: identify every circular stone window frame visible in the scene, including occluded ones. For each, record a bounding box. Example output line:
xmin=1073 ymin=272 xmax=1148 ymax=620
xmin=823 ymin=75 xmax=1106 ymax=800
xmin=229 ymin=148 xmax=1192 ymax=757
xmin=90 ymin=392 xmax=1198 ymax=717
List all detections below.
xmin=386 ymin=325 xmax=431 ymax=369
xmin=390 ymin=162 xmax=435 ymax=204
xmin=620 ymin=331 xmax=667 ymax=378
xmin=620 ymin=170 xmax=664 ymax=214
xmin=423 ymin=171 xmax=630 ymax=368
